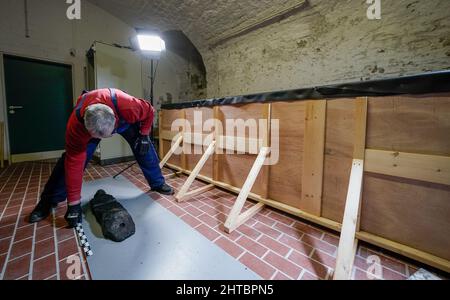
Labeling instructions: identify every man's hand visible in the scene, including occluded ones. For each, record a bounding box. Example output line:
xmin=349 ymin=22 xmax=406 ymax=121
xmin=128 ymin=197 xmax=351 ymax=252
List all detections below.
xmin=64 ymin=203 xmax=82 ymax=228
xmin=134 ymin=134 xmax=151 ymax=156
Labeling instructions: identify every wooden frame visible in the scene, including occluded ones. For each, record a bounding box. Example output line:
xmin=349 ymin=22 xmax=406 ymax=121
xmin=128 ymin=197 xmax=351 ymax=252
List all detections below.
xmin=161 ymin=94 xmax=450 ymax=274
xmin=159 ymin=134 xmax=183 ymax=169
xmin=165 ymin=160 xmax=450 ymax=273
xmin=224 ymin=103 xmax=271 ymax=233
xmin=224 ymin=147 xmax=269 ymax=233
xmin=175 ymin=141 xmax=216 ymax=202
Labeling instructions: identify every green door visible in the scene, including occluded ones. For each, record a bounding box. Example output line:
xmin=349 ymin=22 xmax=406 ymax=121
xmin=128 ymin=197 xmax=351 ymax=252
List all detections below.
xmin=4 ymin=55 xmax=73 ymax=156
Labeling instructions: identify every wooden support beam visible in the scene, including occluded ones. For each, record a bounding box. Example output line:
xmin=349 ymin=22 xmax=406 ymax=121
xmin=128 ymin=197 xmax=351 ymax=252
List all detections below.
xmin=158 ymin=111 xmax=163 ymax=159
xmin=224 ymin=147 xmax=269 ymax=233
xmin=333 ymin=159 xmax=364 ymax=280
xmin=213 ymin=106 xmax=221 ymax=181
xmin=181 ymin=110 xmax=187 ymax=171
xmin=365 ymin=149 xmax=450 ymax=185
xmin=0 ymin=122 xmax=4 ymax=168
xmin=333 ymin=97 xmax=368 ymax=280
xmin=353 ymin=97 xmax=368 ymax=160
xmin=300 ymin=100 xmax=326 ymax=216
xmin=175 ymin=141 xmax=216 ymax=202
xmin=159 ymin=134 xmax=183 ymax=169
xmin=163 ymin=171 xmax=182 ymax=179
xmin=237 ymin=202 xmax=265 ymax=226
xmin=160 ymin=130 xmax=180 ymax=141
xmin=178 ymin=184 xmax=215 ymax=202
xmin=166 ymin=158 xmax=450 ymax=273
xmin=166 ymin=162 xmax=342 ymax=231
xmin=262 ymin=103 xmax=272 ymax=199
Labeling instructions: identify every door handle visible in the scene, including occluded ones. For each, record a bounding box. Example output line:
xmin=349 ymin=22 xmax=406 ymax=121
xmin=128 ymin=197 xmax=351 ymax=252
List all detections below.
xmin=9 ymin=106 xmax=24 ymax=109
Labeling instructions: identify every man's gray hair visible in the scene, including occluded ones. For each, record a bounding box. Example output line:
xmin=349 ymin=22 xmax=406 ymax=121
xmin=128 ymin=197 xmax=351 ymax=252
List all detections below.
xmin=84 ymin=104 xmax=116 ymax=137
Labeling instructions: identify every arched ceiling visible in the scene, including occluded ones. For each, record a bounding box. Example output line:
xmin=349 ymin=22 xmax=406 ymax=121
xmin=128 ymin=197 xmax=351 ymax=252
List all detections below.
xmin=88 ymin=0 xmax=307 ymax=52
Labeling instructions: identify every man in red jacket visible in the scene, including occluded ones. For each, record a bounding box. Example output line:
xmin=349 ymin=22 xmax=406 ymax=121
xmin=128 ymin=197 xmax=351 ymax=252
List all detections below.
xmin=29 ymin=88 xmax=174 ymax=227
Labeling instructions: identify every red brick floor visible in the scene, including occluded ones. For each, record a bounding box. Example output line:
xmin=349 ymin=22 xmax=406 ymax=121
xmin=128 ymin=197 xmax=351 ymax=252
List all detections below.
xmin=0 ymin=161 xmax=445 ymax=280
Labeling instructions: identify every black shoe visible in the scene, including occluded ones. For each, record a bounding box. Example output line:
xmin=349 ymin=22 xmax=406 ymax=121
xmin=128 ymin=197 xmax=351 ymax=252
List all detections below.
xmin=153 ymin=183 xmax=174 ymax=195
xmin=64 ymin=204 xmax=82 ymax=228
xmin=29 ymin=200 xmax=56 ymax=223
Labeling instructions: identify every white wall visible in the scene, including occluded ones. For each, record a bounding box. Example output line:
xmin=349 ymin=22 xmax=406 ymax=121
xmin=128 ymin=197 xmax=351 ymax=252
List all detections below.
xmin=0 ymin=0 xmax=184 ymax=160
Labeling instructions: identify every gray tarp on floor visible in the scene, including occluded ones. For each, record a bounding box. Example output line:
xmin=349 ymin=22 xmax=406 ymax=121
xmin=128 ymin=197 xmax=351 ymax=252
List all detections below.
xmin=80 ymin=176 xmax=260 ymax=280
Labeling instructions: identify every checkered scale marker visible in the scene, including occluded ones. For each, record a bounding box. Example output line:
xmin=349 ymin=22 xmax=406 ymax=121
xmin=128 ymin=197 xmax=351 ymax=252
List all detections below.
xmin=75 ymin=223 xmax=93 ymax=257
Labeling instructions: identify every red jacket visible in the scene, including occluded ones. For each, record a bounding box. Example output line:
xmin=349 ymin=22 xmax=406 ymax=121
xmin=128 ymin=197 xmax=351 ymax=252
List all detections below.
xmin=65 ymin=88 xmax=154 ymax=204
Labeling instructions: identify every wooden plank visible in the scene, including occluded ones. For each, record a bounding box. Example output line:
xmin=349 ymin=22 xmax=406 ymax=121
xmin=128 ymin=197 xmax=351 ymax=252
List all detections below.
xmin=269 ymin=101 xmax=305 ymax=209
xmin=167 ymin=161 xmax=343 ymax=231
xmin=181 ymin=110 xmax=187 ymax=170
xmin=159 ymin=134 xmax=183 ymax=169
xmin=224 ymin=147 xmax=269 ymax=233
xmin=178 ymin=184 xmax=215 ymax=202
xmin=361 ymin=173 xmax=450 ymax=261
xmin=164 ymin=171 xmax=182 ymax=179
xmin=0 ymin=122 xmax=4 ymax=168
xmin=183 ymin=132 xmax=211 ymax=146
xmin=333 ymin=98 xmax=367 ymax=280
xmin=213 ymin=106 xmax=221 ymax=181
xmin=261 ymin=103 xmax=271 ymax=199
xmin=219 ymin=103 xmax=267 ymax=197
xmin=355 ymin=231 xmax=450 ymax=274
xmin=300 ymin=100 xmax=326 ymax=216
xmin=158 ymin=111 xmax=163 ymax=159
xmin=334 ymin=159 xmax=364 ymax=280
xmin=353 ymin=97 xmax=368 ymax=159
xmin=161 ymin=109 xmax=184 ymax=131
xmin=236 ymin=202 xmax=265 ymax=228
xmin=365 ymin=149 xmax=450 ymax=185
xmin=321 ymin=99 xmax=360 ymax=223
xmin=366 ymin=94 xmax=450 ymax=156
xmin=217 ymin=135 xmax=262 ymax=154
xmin=164 ymin=160 xmax=450 ymax=273
xmin=262 ymin=103 xmax=272 ymax=148
xmin=160 ymin=130 xmax=180 ymax=141
xmin=162 ymin=140 xmax=182 ymax=167
xmin=175 ymin=141 xmax=216 ymax=202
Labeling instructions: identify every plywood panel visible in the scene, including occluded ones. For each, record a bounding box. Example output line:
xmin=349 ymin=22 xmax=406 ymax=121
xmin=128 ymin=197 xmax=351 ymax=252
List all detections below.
xmin=161 ymin=109 xmax=184 ymax=131
xmin=367 ymin=94 xmax=450 ymax=156
xmin=185 ymin=107 xmax=214 ymax=133
xmin=218 ymin=103 xmax=268 ymax=196
xmin=301 ymin=100 xmax=326 ymax=215
xmin=163 ymin=140 xmax=182 ymax=167
xmin=221 ymin=103 xmax=265 ymax=138
xmin=220 ymin=153 xmax=267 ymax=196
xmin=184 ymin=107 xmax=214 ymax=177
xmin=321 ymin=99 xmax=355 ymax=222
xmin=186 ymin=144 xmax=214 ymax=178
xmin=361 ymin=173 xmax=450 ymax=261
xmin=268 ymin=101 xmax=305 ymax=209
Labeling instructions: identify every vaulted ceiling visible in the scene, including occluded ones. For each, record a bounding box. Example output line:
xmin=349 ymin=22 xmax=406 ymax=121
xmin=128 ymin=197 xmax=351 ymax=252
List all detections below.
xmin=88 ymin=0 xmax=307 ymax=51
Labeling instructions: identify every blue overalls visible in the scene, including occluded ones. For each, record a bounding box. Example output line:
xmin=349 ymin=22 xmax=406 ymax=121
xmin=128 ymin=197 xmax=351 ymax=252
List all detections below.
xmin=40 ymin=88 xmax=165 ymax=205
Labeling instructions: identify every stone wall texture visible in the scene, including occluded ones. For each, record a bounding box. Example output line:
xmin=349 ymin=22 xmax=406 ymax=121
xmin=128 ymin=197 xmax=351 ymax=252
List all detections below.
xmin=58 ymin=0 xmax=450 ymax=99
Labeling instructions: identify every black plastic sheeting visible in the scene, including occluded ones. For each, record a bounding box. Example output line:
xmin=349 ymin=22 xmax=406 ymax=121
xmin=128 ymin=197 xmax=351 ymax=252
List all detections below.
xmin=161 ymin=71 xmax=450 ymax=110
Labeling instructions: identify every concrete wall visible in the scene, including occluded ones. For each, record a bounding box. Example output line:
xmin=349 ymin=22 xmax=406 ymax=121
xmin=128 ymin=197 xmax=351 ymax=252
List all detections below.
xmin=204 ymin=0 xmax=450 ymax=98
xmin=0 ymin=0 xmax=192 ymax=159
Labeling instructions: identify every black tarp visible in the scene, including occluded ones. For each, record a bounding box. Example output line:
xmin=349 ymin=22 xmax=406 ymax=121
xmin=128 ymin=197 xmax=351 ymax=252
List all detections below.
xmin=161 ymin=71 xmax=450 ymax=110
